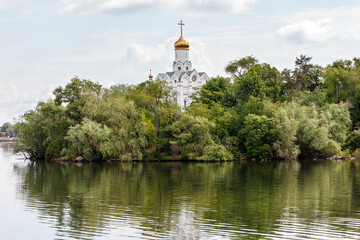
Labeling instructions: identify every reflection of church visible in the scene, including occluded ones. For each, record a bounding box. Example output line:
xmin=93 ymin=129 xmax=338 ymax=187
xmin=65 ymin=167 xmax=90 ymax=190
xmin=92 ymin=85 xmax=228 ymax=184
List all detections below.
xmin=155 ymin=21 xmax=210 ymax=108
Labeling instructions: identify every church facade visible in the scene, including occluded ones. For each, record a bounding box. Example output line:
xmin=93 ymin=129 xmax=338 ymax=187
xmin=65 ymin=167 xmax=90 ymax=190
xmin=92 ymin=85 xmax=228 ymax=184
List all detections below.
xmin=155 ymin=21 xmax=210 ymax=108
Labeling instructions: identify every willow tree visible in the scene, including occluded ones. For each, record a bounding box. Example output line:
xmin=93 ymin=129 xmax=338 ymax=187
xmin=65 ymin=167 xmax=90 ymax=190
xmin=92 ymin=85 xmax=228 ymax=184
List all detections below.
xmin=82 ymin=95 xmax=150 ymax=161
xmin=171 ymin=114 xmax=233 ymax=161
xmin=14 ymin=101 xmax=72 ymax=159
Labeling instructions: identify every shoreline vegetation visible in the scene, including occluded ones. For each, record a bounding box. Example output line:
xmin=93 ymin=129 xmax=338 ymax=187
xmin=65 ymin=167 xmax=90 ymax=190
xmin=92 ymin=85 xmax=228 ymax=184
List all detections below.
xmin=0 ymin=137 xmax=16 ymax=142
xmin=11 ymin=55 xmax=360 ymax=162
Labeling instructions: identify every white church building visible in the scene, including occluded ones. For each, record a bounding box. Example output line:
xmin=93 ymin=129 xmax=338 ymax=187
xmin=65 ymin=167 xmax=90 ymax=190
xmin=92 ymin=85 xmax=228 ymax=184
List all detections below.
xmin=155 ymin=21 xmax=210 ymax=108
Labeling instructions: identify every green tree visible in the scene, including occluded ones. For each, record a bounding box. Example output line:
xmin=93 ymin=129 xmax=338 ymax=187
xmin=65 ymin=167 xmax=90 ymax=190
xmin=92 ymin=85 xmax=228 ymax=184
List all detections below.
xmin=63 ymin=118 xmax=109 ymax=161
xmin=323 ymin=67 xmax=348 ymax=104
xmin=228 ymin=96 xmax=268 ymax=145
xmin=343 ymin=130 xmax=360 ymax=153
xmin=38 ymin=101 xmax=73 ymax=158
xmin=1 ymin=122 xmax=16 ymax=137
xmin=241 ymin=96 xmax=267 ymax=116
xmin=241 ymin=114 xmax=276 ymax=159
xmin=290 ymin=88 xmax=327 ymax=108
xmin=128 ymin=78 xmax=181 ymax=151
xmin=294 ymin=55 xmax=323 ymax=91
xmin=232 ymin=69 xmax=266 ymax=106
xmin=188 ymin=102 xmax=232 ymax=141
xmin=324 ymin=103 xmax=351 ymax=145
xmin=53 ymin=77 xmax=102 ymax=123
xmin=249 ymin=63 xmax=282 ymax=102
xmin=330 ymin=59 xmax=354 ymax=70
xmin=14 ymin=110 xmax=48 ymax=159
xmin=191 ymin=77 xmax=231 ymax=105
xmin=14 ymin=101 xmax=72 ymax=159
xmin=197 ymin=144 xmax=234 ymax=161
xmin=83 ymin=95 xmax=150 ymax=161
xmin=284 ymin=102 xmax=341 ymax=158
xmin=224 ymin=58 xmax=281 ymax=105
xmin=103 ymin=84 xmax=130 ymax=98
xmin=225 ymin=56 xmax=258 ymax=77
xmin=282 ymin=55 xmax=323 ymax=93
xmin=344 ymin=69 xmax=360 ymax=127
xmin=272 ymin=107 xmax=300 ymax=159
xmin=323 ymin=60 xmax=360 ymax=127
xmin=171 ymin=114 xmax=233 ymax=161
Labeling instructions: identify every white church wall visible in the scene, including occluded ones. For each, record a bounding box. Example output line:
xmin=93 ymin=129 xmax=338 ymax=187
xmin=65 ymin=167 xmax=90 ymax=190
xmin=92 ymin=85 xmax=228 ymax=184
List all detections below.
xmin=175 ymin=49 xmax=189 ymax=63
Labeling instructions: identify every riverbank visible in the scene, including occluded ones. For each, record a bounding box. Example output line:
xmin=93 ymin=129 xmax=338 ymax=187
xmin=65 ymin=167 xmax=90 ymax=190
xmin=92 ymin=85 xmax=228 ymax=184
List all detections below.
xmin=0 ymin=137 xmax=16 ymax=142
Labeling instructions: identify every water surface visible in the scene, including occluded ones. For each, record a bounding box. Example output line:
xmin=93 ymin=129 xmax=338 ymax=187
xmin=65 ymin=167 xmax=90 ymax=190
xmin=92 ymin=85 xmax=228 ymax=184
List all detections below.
xmin=1 ymin=142 xmax=360 ymax=239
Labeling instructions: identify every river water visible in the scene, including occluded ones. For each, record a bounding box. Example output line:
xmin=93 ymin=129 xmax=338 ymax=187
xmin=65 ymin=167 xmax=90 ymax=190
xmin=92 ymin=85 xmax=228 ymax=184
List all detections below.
xmin=1 ymin=142 xmax=360 ymax=239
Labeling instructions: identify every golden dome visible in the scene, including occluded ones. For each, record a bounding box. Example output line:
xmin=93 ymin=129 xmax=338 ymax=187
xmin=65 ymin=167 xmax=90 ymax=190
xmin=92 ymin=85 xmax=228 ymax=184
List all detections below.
xmin=149 ymin=69 xmax=153 ymax=79
xmin=174 ymin=34 xmax=189 ymax=49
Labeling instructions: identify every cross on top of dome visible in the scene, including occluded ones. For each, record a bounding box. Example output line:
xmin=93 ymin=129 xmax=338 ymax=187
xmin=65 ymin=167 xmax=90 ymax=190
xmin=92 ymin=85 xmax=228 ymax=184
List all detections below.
xmin=178 ymin=20 xmax=185 ymax=35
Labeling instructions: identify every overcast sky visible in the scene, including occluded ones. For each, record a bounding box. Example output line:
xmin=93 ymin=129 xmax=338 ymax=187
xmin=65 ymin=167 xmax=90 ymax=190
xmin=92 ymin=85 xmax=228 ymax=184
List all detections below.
xmin=1 ymin=0 xmax=360 ymax=124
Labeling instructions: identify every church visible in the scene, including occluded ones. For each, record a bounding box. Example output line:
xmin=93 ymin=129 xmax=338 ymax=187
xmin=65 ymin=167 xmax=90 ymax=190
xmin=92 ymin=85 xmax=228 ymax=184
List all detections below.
xmin=155 ymin=21 xmax=210 ymax=108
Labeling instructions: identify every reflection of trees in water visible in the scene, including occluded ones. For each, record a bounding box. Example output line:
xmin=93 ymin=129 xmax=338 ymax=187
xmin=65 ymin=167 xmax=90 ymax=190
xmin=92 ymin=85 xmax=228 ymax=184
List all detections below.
xmin=1 ymin=142 xmax=15 ymax=155
xmin=14 ymin=160 xmax=360 ymax=239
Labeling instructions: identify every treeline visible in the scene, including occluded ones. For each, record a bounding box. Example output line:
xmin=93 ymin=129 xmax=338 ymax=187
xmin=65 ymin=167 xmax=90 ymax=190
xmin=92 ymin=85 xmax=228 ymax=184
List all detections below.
xmin=1 ymin=122 xmax=16 ymax=137
xmin=14 ymin=55 xmax=360 ymax=161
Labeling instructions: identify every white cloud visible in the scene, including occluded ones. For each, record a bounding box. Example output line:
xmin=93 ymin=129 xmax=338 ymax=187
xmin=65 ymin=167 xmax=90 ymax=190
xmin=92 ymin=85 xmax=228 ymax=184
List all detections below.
xmin=59 ymin=0 xmax=257 ymax=14
xmin=126 ymin=43 xmax=167 ymax=64
xmin=0 ymin=84 xmax=54 ymax=124
xmin=188 ymin=38 xmax=216 ymax=76
xmin=277 ymin=6 xmax=360 ymax=44
xmin=121 ymin=42 xmax=169 ymax=82
xmin=277 ymin=18 xmax=333 ymax=43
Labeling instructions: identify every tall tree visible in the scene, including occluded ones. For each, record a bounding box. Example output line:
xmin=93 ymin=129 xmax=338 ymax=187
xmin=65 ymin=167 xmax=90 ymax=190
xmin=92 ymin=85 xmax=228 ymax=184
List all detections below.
xmin=241 ymin=114 xmax=276 ymax=159
xmin=14 ymin=101 xmax=72 ymax=159
xmin=233 ymin=69 xmax=266 ymax=105
xmin=282 ymin=55 xmax=323 ymax=93
xmin=53 ymin=77 xmax=102 ymax=123
xmin=225 ymin=56 xmax=258 ymax=77
xmin=323 ymin=67 xmax=348 ymax=104
xmin=249 ymin=63 xmax=282 ymax=102
xmin=128 ymin=78 xmax=181 ymax=151
xmin=191 ymin=77 xmax=231 ymax=106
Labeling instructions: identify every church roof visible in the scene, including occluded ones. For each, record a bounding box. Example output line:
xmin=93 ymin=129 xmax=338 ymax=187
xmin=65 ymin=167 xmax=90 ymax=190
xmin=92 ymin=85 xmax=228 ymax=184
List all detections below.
xmin=175 ymin=72 xmax=186 ymax=79
xmin=157 ymin=73 xmax=167 ymax=79
xmin=158 ymin=69 xmax=209 ymax=81
xmin=166 ymin=72 xmax=174 ymax=77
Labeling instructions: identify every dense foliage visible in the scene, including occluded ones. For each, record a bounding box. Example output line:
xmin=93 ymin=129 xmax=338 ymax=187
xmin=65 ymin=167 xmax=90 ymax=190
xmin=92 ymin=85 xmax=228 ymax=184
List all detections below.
xmin=13 ymin=55 xmax=360 ymax=161
xmin=1 ymin=122 xmax=16 ymax=137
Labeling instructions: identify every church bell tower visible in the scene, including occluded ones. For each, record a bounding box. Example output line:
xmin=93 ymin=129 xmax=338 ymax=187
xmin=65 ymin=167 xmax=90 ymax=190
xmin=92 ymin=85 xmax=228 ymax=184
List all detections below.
xmin=155 ymin=20 xmax=210 ymax=108
xmin=173 ymin=20 xmax=192 ymax=72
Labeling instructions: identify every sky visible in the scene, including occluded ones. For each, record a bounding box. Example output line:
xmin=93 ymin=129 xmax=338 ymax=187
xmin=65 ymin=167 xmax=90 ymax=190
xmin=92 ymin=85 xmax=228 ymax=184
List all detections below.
xmin=1 ymin=0 xmax=360 ymax=124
